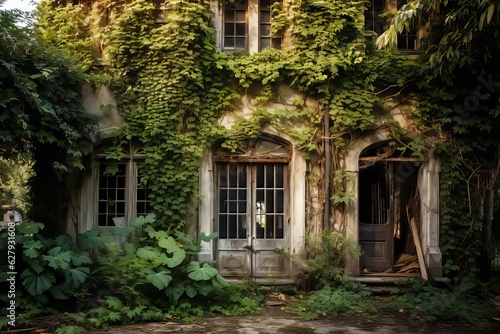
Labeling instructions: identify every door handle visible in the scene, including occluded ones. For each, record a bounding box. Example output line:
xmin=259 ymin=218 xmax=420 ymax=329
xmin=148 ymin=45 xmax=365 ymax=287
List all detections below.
xmin=243 ymin=244 xmax=255 ymax=253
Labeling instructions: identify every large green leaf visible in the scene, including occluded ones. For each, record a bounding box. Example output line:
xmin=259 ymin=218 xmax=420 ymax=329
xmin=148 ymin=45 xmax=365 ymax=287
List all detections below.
xmin=164 ymin=248 xmax=186 ymax=268
xmin=49 ymin=284 xmax=71 ymax=299
xmin=71 ymin=252 xmax=92 ymax=266
xmin=21 ymin=269 xmax=54 ymax=296
xmin=23 ymin=240 xmax=44 ymax=259
xmin=136 ymin=246 xmax=158 ymax=259
xmin=185 ymin=283 xmax=198 ymax=298
xmin=165 ymin=281 xmax=185 ymax=301
xmin=200 ymin=232 xmax=218 ymax=242
xmin=64 ymin=266 xmax=90 ymax=287
xmin=143 ymin=268 xmax=172 ymax=290
xmin=42 ymin=247 xmax=72 ymax=270
xmin=187 ymin=262 xmax=218 ymax=281
xmin=133 ymin=213 xmax=156 ymax=227
xmin=17 ymin=222 xmax=44 ymax=235
xmin=157 ymin=236 xmax=178 ymax=252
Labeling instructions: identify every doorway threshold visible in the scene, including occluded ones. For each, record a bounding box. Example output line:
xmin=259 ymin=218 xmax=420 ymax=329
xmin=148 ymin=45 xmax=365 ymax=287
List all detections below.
xmin=348 ymin=274 xmax=450 ymax=284
xmin=225 ymin=277 xmax=300 ymax=286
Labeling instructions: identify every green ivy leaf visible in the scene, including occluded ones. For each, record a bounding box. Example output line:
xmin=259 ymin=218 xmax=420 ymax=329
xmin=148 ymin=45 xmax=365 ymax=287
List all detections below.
xmin=187 ymin=262 xmax=218 ymax=281
xmin=17 ymin=222 xmax=44 ymax=235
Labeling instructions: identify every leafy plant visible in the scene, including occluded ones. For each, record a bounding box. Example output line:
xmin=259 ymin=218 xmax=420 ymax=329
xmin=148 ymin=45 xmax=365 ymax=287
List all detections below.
xmin=301 ymin=230 xmax=361 ymax=288
xmin=285 ymin=281 xmax=375 ymax=320
xmin=390 ymin=277 xmax=499 ymax=328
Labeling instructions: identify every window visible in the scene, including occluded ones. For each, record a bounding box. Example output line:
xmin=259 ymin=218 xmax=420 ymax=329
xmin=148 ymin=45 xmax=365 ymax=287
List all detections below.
xmin=98 ymin=164 xmax=127 ymax=227
xmin=223 ymin=0 xmax=247 ymax=50
xmin=396 ymin=0 xmax=418 ymax=51
xmin=259 ymin=0 xmax=282 ymax=50
xmin=96 ymin=160 xmax=152 ymax=227
xmin=364 ymin=0 xmax=386 ymax=35
xmin=221 ymin=0 xmax=282 ymax=52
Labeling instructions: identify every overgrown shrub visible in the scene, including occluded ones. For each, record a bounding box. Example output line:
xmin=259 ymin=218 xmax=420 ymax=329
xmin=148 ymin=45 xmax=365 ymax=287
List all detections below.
xmin=284 ymin=281 xmax=375 ymax=320
xmin=0 ymin=215 xmax=264 ymax=330
xmin=390 ymin=277 xmax=499 ymax=329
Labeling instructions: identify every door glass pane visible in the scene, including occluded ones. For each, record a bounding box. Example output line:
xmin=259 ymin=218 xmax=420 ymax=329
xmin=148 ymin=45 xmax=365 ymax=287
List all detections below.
xmin=256 ymin=164 xmax=285 ymax=239
xmin=229 ymin=215 xmax=237 ymax=238
xmin=218 ymin=163 xmax=247 ymax=239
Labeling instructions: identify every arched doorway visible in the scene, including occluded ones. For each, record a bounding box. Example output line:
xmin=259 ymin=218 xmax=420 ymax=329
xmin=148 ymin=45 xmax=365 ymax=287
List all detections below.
xmin=358 ymin=143 xmax=420 ymax=273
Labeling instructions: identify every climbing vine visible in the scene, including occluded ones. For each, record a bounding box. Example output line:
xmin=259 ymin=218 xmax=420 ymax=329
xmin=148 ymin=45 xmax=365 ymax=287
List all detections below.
xmin=34 ymin=0 xmax=494 ymax=275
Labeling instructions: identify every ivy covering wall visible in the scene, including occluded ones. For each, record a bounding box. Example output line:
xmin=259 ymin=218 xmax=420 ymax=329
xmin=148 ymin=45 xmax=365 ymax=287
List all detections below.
xmin=34 ymin=0 xmax=500 ymax=276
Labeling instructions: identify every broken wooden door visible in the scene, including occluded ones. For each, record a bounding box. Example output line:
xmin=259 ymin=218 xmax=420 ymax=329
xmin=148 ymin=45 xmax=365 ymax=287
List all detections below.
xmin=358 ymin=163 xmax=394 ymax=272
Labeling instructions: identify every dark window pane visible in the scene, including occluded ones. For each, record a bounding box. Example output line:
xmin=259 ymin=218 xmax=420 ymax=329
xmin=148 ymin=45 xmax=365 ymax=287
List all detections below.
xmin=275 ymin=190 xmax=283 ymax=213
xmin=271 ymin=38 xmax=281 ymax=50
xmin=257 ymin=165 xmax=264 ymax=188
xmin=238 ymin=165 xmax=246 ymax=187
xmin=224 ymin=37 xmax=235 ymax=48
xmin=219 ymin=189 xmax=227 ymax=212
xmin=235 ymin=37 xmax=246 ymax=48
xmin=117 ymin=189 xmax=125 ymax=200
xmin=256 ymin=220 xmax=264 ymax=238
xmin=236 ymin=10 xmax=246 ymax=21
xmin=256 ymin=189 xmax=264 ymax=202
xmin=108 ymin=177 xmax=116 ymax=188
xmin=225 ymin=23 xmax=235 ymax=35
xmin=265 ymin=215 xmax=274 ymax=238
xmin=261 ymin=12 xmax=271 ymax=23
xmin=260 ymin=0 xmax=271 ymax=8
xmin=261 ymin=24 xmax=271 ymax=36
xmin=219 ymin=215 xmax=227 ymax=238
xmin=238 ymin=215 xmax=247 ymax=238
xmin=238 ymin=189 xmax=247 ymax=212
xmin=236 ymin=23 xmax=246 ymax=36
xmin=116 ymin=202 xmax=125 ymax=215
xmin=219 ymin=164 xmax=227 ymax=187
xmin=228 ymin=215 xmax=237 ymax=238
xmin=229 ymin=164 xmax=238 ymax=187
xmin=266 ymin=190 xmax=274 ymax=213
xmin=225 ymin=10 xmax=234 ymax=21
xmin=276 ymin=216 xmax=284 ymax=238
xmin=260 ymin=38 xmax=270 ymax=49
xmin=117 ymin=175 xmax=125 ymax=188
xmin=98 ymin=214 xmax=107 ymax=227
xmin=266 ymin=165 xmax=274 ymax=188
xmin=275 ymin=165 xmax=283 ymax=187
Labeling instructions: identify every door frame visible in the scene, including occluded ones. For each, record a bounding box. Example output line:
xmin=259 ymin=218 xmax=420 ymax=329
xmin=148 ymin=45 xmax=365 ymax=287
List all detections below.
xmin=196 ymin=132 xmax=307 ymax=279
xmin=344 ymin=132 xmax=443 ymax=277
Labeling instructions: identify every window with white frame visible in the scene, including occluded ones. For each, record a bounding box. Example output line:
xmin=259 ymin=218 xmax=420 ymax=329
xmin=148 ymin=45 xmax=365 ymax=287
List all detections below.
xmin=96 ymin=159 xmax=152 ymax=227
xmin=221 ymin=0 xmax=282 ymax=52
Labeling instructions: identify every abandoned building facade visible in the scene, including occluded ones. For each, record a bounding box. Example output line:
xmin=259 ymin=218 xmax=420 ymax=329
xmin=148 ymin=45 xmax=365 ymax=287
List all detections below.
xmin=67 ymin=0 xmax=442 ymax=281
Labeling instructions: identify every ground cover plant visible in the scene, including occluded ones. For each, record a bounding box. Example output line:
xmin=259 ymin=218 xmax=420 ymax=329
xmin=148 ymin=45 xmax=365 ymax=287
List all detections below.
xmin=0 ymin=215 xmax=264 ymax=331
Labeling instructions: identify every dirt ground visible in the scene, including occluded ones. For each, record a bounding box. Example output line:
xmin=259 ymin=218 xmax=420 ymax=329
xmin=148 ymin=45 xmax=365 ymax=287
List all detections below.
xmin=86 ymin=294 xmax=500 ymax=334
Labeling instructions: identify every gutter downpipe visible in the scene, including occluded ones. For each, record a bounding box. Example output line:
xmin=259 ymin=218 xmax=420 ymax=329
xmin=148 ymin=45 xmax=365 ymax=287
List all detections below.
xmin=323 ymin=106 xmax=331 ymax=230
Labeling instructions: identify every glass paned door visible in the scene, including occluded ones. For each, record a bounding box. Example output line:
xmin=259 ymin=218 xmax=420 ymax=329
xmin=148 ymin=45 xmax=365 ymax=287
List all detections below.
xmin=216 ymin=162 xmax=288 ymax=277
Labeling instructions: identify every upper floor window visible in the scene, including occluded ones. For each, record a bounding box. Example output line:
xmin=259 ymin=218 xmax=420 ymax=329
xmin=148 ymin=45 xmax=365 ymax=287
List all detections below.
xmin=221 ymin=0 xmax=282 ymax=53
xmin=364 ymin=0 xmax=419 ymax=52
xmin=364 ymin=0 xmax=386 ymax=35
